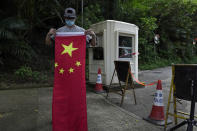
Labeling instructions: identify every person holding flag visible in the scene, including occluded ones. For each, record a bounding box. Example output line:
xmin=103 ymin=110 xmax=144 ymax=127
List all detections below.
xmin=47 ymin=7 xmax=95 ymax=131
xmin=45 ymin=7 xmax=96 ymax=47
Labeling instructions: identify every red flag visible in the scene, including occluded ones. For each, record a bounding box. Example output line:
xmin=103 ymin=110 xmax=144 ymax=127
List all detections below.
xmin=53 ymin=34 xmax=87 ymax=131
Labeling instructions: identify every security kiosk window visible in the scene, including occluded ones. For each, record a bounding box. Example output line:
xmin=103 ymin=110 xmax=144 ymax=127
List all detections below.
xmin=119 ymin=36 xmax=132 ymax=58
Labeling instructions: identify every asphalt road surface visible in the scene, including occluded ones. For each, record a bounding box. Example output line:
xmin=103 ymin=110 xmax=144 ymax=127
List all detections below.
xmin=0 ymin=66 xmax=197 ymax=131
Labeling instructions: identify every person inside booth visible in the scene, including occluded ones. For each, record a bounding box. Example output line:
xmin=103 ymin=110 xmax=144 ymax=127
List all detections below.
xmin=119 ymin=40 xmax=130 ymax=58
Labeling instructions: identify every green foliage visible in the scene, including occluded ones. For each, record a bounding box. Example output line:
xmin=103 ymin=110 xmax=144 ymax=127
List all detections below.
xmin=138 ymin=17 xmax=158 ymax=62
xmin=0 ymin=16 xmax=37 ymax=68
xmin=1 ymin=0 xmax=197 ymax=74
xmin=0 ymin=17 xmax=27 ymax=40
xmin=14 ymin=66 xmax=47 ymax=82
xmin=138 ymin=0 xmax=197 ymax=66
xmin=139 ymin=56 xmax=184 ymax=70
xmin=15 ymin=66 xmax=32 ymax=79
xmin=184 ymin=0 xmax=197 ymax=4
xmin=76 ymin=4 xmax=104 ymax=29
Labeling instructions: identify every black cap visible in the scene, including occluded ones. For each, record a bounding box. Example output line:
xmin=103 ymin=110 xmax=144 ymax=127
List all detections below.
xmin=64 ymin=8 xmax=76 ymax=18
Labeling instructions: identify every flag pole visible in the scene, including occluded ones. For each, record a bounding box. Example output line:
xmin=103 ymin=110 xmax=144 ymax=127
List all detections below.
xmin=81 ymin=0 xmax=84 ymax=27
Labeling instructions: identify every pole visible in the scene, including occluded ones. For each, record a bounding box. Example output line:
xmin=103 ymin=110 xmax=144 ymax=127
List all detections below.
xmin=81 ymin=0 xmax=83 ymax=27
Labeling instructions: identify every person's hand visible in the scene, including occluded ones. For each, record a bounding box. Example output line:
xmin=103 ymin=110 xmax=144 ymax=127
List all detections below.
xmin=48 ymin=28 xmax=56 ymax=36
xmin=45 ymin=28 xmax=56 ymax=45
xmin=85 ymin=29 xmax=96 ymax=47
xmin=85 ymin=29 xmax=95 ymax=36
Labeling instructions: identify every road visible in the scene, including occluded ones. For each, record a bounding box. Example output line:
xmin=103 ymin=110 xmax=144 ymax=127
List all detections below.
xmin=0 ymin=66 xmax=196 ymax=131
xmin=106 ymin=66 xmax=197 ymax=131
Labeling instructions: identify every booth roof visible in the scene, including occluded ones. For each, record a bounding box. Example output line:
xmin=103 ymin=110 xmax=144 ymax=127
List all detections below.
xmin=90 ymin=20 xmax=139 ymax=29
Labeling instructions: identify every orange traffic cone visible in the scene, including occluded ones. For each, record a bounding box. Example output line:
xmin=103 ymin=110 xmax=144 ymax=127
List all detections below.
xmin=144 ymin=80 xmax=171 ymax=126
xmin=94 ymin=68 xmax=105 ymax=93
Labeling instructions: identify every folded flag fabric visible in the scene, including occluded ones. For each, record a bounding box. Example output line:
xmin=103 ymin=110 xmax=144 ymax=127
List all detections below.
xmin=53 ymin=33 xmax=87 ymax=131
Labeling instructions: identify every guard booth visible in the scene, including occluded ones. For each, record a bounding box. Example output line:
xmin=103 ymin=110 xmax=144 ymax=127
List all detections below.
xmin=88 ymin=20 xmax=139 ymax=85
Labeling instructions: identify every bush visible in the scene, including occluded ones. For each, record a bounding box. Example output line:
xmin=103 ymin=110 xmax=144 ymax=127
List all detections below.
xmin=14 ymin=66 xmax=47 ymax=83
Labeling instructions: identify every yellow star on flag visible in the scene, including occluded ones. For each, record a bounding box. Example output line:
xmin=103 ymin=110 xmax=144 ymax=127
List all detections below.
xmin=61 ymin=42 xmax=78 ymax=57
xmin=59 ymin=68 xmax=64 ymax=74
xmin=76 ymin=61 xmax=81 ymax=67
xmin=69 ymin=68 xmax=74 ymax=73
xmin=55 ymin=62 xmax=58 ymax=68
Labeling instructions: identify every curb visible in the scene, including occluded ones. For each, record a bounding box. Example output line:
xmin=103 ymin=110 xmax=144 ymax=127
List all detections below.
xmin=0 ymin=83 xmax=53 ymax=90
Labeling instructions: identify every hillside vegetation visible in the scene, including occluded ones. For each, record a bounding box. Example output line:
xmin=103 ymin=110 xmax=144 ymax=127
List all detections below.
xmin=0 ymin=0 xmax=197 ymax=82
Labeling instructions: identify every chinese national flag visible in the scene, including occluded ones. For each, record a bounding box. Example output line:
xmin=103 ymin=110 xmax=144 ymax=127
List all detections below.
xmin=53 ymin=34 xmax=87 ymax=131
